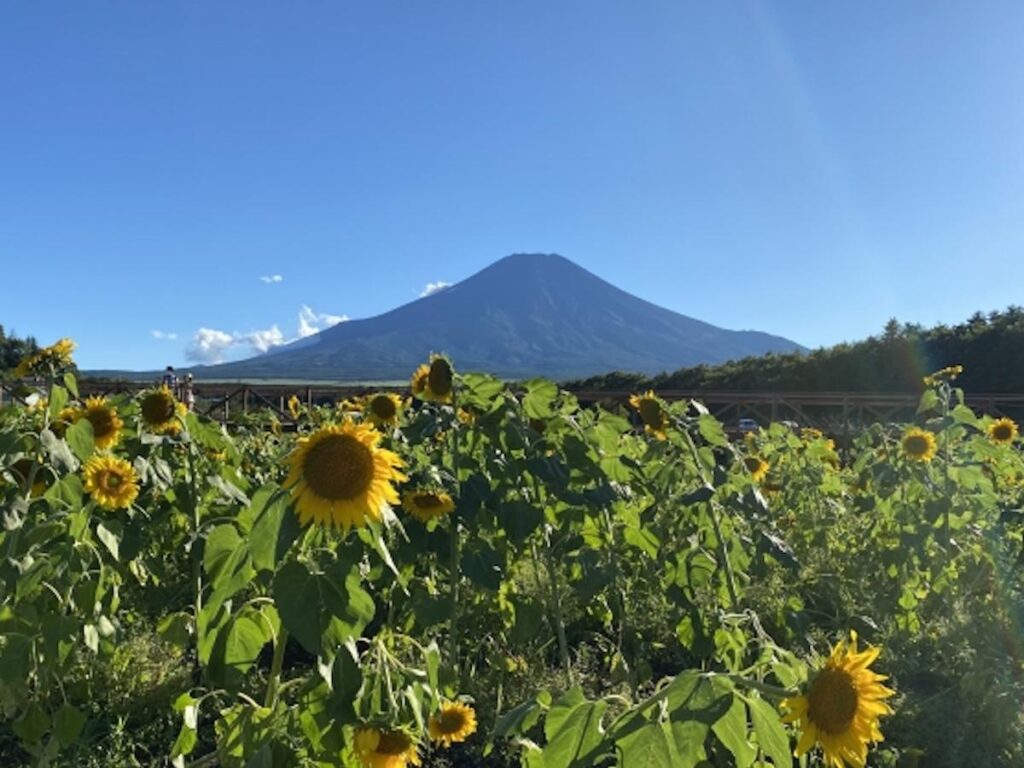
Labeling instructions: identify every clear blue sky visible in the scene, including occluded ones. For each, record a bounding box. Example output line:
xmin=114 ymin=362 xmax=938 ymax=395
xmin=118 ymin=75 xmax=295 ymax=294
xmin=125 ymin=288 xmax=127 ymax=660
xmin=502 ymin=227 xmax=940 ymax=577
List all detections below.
xmin=3 ymin=2 xmax=1023 ymax=371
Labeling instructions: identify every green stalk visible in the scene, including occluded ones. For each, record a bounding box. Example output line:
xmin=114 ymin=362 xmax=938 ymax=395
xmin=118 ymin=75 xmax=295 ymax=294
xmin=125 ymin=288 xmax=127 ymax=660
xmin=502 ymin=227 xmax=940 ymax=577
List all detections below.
xmin=680 ymin=429 xmax=740 ymax=606
xmin=263 ymin=627 xmax=289 ymax=708
xmin=446 ymin=390 xmax=462 ymax=670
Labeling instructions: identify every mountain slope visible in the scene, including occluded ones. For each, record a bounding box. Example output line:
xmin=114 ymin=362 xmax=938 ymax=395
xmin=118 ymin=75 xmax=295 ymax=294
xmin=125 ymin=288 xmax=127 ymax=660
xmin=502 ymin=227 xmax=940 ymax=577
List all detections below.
xmin=199 ymin=253 xmax=804 ymax=380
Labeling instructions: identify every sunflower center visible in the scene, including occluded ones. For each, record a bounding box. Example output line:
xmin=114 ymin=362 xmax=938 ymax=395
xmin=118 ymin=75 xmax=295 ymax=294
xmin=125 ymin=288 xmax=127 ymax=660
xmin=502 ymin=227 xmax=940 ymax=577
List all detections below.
xmin=993 ymin=424 xmax=1013 ymax=441
xmin=903 ymin=435 xmax=929 ymax=456
xmin=414 ymin=493 xmax=444 ymax=509
xmin=303 ymin=434 xmax=374 ymax=501
xmin=101 ymin=471 xmax=123 ymax=491
xmin=371 ymin=396 xmax=396 ymax=420
xmin=438 ymin=709 xmax=467 ymax=734
xmin=638 ymin=399 xmax=663 ymax=427
xmin=87 ymin=407 xmax=115 ymax=438
xmin=807 ymin=667 xmax=859 ymax=735
xmin=142 ymin=392 xmax=176 ymax=424
xmin=744 ymin=457 xmax=763 ymax=473
xmin=428 ymin=359 xmax=453 ymax=396
xmin=375 ymin=731 xmax=412 ymax=755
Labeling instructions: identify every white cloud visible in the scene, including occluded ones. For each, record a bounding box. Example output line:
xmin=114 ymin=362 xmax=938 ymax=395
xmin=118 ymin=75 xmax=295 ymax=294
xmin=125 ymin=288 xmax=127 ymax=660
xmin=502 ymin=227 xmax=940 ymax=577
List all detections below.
xmin=298 ymin=305 xmax=348 ymax=338
xmin=247 ymin=325 xmax=285 ymax=353
xmin=420 ymin=281 xmax=451 ymax=297
xmin=187 ymin=328 xmax=236 ymax=364
xmin=151 ymin=330 xmax=178 ymax=340
xmin=186 ymin=306 xmax=348 ymax=364
xmin=260 ymin=274 xmax=284 ymax=284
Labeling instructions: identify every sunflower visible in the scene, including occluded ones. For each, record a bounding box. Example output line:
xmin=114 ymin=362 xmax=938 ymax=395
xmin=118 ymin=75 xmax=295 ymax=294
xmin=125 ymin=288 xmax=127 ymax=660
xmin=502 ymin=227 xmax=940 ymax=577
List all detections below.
xmin=81 ymin=396 xmax=124 ymax=450
xmin=353 ymin=727 xmax=420 ymax=768
xmin=410 ymin=356 xmax=454 ymax=403
xmin=743 ymin=456 xmax=769 ymax=482
xmin=427 ymin=356 xmax=454 ymax=401
xmin=901 ymin=428 xmax=937 ymax=463
xmin=285 ymin=421 xmax=406 ymax=530
xmin=140 ymin=386 xmax=186 ymax=435
xmin=402 ymin=488 xmax=455 ymax=523
xmin=429 ymin=701 xmax=477 ymax=747
xmin=802 ymin=427 xmax=824 ymax=442
xmin=781 ymin=631 xmax=894 ymax=768
xmin=83 ymin=455 xmax=139 ymax=510
xmin=987 ymin=417 xmax=1018 ymax=445
xmin=410 ymin=365 xmax=431 ymax=400
xmin=363 ymin=393 xmax=403 ymax=428
xmin=288 ymin=395 xmax=302 ymax=420
xmin=6 ymin=458 xmax=48 ymax=497
xmin=628 ymin=390 xmax=667 ymax=439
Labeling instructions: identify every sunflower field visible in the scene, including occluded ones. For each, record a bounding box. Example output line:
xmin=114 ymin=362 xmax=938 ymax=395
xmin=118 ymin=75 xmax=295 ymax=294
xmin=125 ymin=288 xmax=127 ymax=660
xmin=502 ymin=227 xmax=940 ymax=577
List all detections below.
xmin=2 ymin=344 xmax=1024 ymax=767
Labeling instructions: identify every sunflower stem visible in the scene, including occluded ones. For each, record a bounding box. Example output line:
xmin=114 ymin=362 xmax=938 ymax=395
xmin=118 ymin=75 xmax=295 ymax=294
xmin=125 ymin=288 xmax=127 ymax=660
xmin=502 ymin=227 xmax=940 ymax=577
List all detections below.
xmin=263 ymin=626 xmax=289 ymax=708
xmin=446 ymin=392 xmax=462 ymax=671
xmin=680 ymin=429 xmax=740 ymax=607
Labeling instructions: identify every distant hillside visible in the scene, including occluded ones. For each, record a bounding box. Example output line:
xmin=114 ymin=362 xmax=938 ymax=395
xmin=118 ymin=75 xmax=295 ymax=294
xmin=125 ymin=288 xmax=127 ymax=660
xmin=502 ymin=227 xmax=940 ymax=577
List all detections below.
xmin=570 ymin=308 xmax=1024 ymax=393
xmin=193 ymin=253 xmax=804 ymax=381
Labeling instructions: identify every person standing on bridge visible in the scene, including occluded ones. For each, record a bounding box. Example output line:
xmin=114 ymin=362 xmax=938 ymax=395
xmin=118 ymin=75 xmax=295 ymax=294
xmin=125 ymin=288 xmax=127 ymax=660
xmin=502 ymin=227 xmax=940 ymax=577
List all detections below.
xmin=181 ymin=373 xmax=196 ymax=411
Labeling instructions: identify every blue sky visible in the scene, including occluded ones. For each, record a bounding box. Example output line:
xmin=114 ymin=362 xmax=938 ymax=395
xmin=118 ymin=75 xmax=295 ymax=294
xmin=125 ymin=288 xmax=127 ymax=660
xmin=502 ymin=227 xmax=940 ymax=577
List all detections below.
xmin=3 ymin=2 xmax=1023 ymax=371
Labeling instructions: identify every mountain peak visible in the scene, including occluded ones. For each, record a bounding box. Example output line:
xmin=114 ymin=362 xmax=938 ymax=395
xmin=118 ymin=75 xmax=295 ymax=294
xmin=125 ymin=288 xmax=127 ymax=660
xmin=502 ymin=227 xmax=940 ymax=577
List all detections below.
xmin=201 ymin=254 xmax=804 ymax=380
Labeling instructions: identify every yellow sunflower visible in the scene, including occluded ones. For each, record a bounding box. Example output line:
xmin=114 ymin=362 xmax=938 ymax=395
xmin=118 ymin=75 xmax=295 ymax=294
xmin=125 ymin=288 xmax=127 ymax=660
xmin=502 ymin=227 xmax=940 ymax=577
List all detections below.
xmin=353 ymin=727 xmax=420 ymax=768
xmin=743 ymin=455 xmax=769 ymax=482
xmin=363 ymin=393 xmax=403 ymax=428
xmin=140 ymin=386 xmax=186 ymax=435
xmin=628 ymin=390 xmax=667 ymax=439
xmin=14 ymin=338 xmax=77 ymax=378
xmin=410 ymin=364 xmax=431 ymax=400
xmin=429 ymin=701 xmax=477 ymax=747
xmin=781 ymin=631 xmax=895 ymax=768
xmin=285 ymin=421 xmax=406 ymax=530
xmin=288 ymin=394 xmax=302 ymax=420
xmin=81 ymin=396 xmax=124 ymax=450
xmin=402 ymin=488 xmax=455 ymax=523
xmin=901 ymin=428 xmax=937 ymax=463
xmin=83 ymin=455 xmax=139 ymax=510
xmin=987 ymin=417 xmax=1018 ymax=445
xmin=6 ymin=458 xmax=49 ymax=497
xmin=410 ymin=356 xmax=454 ymax=403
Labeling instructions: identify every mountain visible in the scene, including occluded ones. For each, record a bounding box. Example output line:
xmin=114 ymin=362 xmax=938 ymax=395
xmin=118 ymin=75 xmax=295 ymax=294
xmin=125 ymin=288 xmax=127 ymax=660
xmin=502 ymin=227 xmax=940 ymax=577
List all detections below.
xmin=195 ymin=253 xmax=805 ymax=381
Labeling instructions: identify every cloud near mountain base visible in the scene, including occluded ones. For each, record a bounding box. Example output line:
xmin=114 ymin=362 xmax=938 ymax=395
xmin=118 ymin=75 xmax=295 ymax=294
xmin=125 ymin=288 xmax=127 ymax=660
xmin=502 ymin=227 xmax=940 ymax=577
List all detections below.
xmin=186 ymin=305 xmax=347 ymax=364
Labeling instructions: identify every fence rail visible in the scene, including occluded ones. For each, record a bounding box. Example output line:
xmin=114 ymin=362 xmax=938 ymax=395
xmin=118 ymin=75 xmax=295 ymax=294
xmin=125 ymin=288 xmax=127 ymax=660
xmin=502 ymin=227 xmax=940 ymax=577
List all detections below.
xmin=3 ymin=380 xmax=1024 ymax=430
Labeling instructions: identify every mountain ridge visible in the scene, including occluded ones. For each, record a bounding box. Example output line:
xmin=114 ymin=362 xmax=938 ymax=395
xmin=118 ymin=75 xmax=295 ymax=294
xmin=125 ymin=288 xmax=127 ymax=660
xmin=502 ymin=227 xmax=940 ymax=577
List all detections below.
xmin=184 ymin=253 xmax=803 ymax=381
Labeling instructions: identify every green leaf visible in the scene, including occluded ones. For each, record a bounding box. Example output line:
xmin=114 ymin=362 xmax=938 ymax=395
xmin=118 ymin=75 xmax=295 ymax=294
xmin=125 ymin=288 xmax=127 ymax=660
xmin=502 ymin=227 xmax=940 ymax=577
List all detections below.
xmin=917 ymin=389 xmax=941 ymax=415
xmin=523 ymin=379 xmax=559 ymax=419
xmin=97 ymin=520 xmax=123 ymax=561
xmin=746 ymin=696 xmax=792 ymax=768
xmin=543 ymin=699 xmax=608 ymax=768
xmin=617 ymin=723 xmax=674 ymax=768
xmin=668 ymin=721 xmax=708 ymax=768
xmin=158 ymin=612 xmax=193 ymax=651
xmin=63 ymin=372 xmax=79 ymax=398
xmin=698 ymin=415 xmax=729 ymax=448
xmin=13 ymin=703 xmax=50 ymax=745
xmin=39 ymin=428 xmax=77 ymax=472
xmin=209 ymin=610 xmax=271 ymax=689
xmin=53 ymin=704 xmax=87 ymax=747
xmin=65 ymin=418 xmax=95 ymax=461
xmin=48 ymin=384 xmax=68 ymax=421
xmin=248 ymin=485 xmax=300 ymax=573
xmin=710 ymin=695 xmax=755 ymax=768
xmin=273 ymin=560 xmax=374 ymax=655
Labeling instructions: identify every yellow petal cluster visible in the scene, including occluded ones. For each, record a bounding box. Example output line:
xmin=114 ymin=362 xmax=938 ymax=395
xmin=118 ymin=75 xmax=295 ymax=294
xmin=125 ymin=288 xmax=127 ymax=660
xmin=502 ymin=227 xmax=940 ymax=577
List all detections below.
xmin=782 ymin=632 xmax=894 ymax=768
xmin=285 ymin=421 xmax=406 ymax=530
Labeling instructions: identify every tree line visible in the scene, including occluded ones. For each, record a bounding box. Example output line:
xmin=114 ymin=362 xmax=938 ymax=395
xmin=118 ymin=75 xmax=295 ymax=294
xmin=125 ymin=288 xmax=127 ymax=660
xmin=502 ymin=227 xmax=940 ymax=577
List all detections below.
xmin=570 ymin=306 xmax=1024 ymax=393
xmin=0 ymin=325 xmax=40 ymax=376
